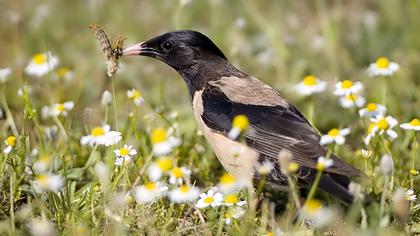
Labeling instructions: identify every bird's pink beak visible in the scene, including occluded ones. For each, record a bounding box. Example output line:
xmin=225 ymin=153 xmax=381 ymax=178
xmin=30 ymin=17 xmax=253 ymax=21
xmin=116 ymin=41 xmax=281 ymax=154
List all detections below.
xmin=122 ymin=42 xmax=145 ymax=56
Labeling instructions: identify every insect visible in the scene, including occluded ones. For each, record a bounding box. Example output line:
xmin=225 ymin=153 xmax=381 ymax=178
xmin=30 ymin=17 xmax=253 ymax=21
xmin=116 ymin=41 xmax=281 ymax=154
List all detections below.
xmin=89 ymin=24 xmax=126 ymax=77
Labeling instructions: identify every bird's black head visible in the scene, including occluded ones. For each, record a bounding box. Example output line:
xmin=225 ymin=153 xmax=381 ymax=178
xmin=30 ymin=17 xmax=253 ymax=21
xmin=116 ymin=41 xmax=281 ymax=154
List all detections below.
xmin=123 ymin=30 xmax=226 ymax=71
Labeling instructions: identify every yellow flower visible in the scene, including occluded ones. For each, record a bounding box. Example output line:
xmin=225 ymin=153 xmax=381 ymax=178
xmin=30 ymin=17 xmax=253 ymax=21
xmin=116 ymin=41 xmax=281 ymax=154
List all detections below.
xmin=316 ymin=157 xmax=333 ymax=171
xmin=228 ymin=114 xmax=249 ymax=139
xmin=295 ymin=75 xmax=326 ymax=96
xmin=410 ymin=169 xmax=419 ymax=176
xmin=5 ymin=136 xmax=16 ymax=146
xmin=25 ymin=52 xmax=59 ymax=78
xmin=151 ymin=128 xmax=167 ymax=144
xmin=367 ymin=57 xmax=400 ymax=77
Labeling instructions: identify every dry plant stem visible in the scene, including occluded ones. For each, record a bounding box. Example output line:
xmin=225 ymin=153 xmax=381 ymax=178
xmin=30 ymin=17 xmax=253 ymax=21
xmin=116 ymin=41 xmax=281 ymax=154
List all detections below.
xmin=112 ymin=78 xmax=119 ymax=131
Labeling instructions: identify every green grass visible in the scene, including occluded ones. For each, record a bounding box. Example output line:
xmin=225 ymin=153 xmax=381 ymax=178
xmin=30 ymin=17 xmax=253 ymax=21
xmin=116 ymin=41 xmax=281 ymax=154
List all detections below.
xmin=1 ymin=0 xmax=420 ymax=235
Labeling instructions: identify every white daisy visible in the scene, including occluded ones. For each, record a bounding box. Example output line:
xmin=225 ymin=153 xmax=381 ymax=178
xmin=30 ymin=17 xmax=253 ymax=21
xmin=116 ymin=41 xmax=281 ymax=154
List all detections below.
xmin=114 ymin=145 xmax=137 ymax=166
xmin=405 ymin=189 xmax=417 ymax=202
xmin=80 ymin=125 xmax=122 ymax=146
xmin=133 ymin=182 xmax=168 ymax=204
xmin=294 ymin=75 xmax=327 ymax=96
xmin=33 ymin=154 xmax=52 ymax=173
xmin=223 ymin=193 xmax=247 ymax=206
xmin=169 ymin=167 xmax=191 ymax=185
xmin=224 ymin=207 xmax=245 ymax=225
xmin=339 ymin=94 xmax=366 ymax=108
xmin=367 ymin=57 xmax=400 ymax=77
xmin=358 ymin=102 xmax=386 ymax=118
xmin=400 ymin=118 xmax=420 ymax=131
xmin=0 ymin=67 xmax=11 ymax=83
xmin=51 ymin=66 xmax=73 ymax=82
xmin=196 ymin=189 xmax=224 ymax=208
xmin=168 ymin=185 xmax=200 ymax=203
xmin=25 ymin=52 xmax=59 ymax=78
xmin=146 ymin=157 xmax=174 ymax=181
xmin=127 ymin=89 xmax=144 ymax=106
xmin=114 ymin=144 xmax=137 ymax=158
xmin=316 ymin=156 xmax=333 ymax=171
xmin=334 ymin=80 xmax=363 ymax=96
xmin=151 ymin=128 xmax=181 ymax=156
xmin=319 ymin=128 xmax=351 ymax=146
xmin=217 ymin=173 xmax=247 ymax=193
xmin=3 ymin=136 xmax=16 ymax=154
xmin=228 ymin=114 xmax=249 ymax=140
xmin=33 ymin=173 xmax=64 ymax=192
xmin=364 ymin=115 xmax=398 ymax=145
xmin=50 ymin=101 xmax=74 ymax=117
xmin=300 ymin=199 xmax=334 ymax=228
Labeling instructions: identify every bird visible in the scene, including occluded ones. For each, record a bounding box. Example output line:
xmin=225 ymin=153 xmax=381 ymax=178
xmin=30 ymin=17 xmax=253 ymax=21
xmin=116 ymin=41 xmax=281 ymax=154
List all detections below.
xmin=122 ymin=30 xmax=366 ymax=203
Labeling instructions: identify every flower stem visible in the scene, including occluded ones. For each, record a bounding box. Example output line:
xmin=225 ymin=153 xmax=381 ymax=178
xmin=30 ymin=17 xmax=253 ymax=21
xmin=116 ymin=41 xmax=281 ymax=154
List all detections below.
xmin=306 ymin=170 xmax=322 ymax=201
xmin=111 ymin=78 xmax=119 ymax=131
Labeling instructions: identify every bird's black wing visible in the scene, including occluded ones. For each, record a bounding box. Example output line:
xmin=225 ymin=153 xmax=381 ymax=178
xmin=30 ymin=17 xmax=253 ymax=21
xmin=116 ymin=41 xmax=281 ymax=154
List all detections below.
xmin=200 ymin=83 xmax=363 ymax=178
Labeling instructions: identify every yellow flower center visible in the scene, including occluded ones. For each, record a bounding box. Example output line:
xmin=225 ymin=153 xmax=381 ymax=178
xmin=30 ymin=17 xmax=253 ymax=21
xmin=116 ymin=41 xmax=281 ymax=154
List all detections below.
xmin=6 ymin=136 xmax=16 ymax=146
xmin=410 ymin=118 xmax=420 ymax=126
xmin=151 ymin=128 xmax=167 ymax=144
xmin=56 ymin=67 xmax=69 ymax=77
xmin=129 ymin=90 xmax=142 ymax=99
xmin=204 ymin=196 xmax=214 ymax=204
xmin=327 ymin=128 xmax=340 ymax=137
xmin=225 ymin=194 xmax=239 ymax=204
xmin=377 ymin=118 xmax=389 ymax=130
xmin=39 ymin=154 xmax=51 ymax=164
xmin=56 ymin=103 xmax=65 ymax=112
xmin=346 ymin=94 xmax=358 ymax=101
xmin=171 ymin=167 xmax=183 ymax=178
xmin=156 ymin=157 xmax=173 ymax=171
xmin=341 ymin=80 xmax=353 ymax=89
xmin=232 ymin=114 xmax=249 ymax=130
xmin=303 ymin=75 xmax=317 ymax=86
xmin=366 ymin=103 xmax=377 ymax=112
xmin=119 ymin=148 xmax=129 ymax=156
xmin=316 ymin=163 xmax=325 ymax=171
xmin=180 ymin=185 xmax=189 ymax=193
xmin=220 ymin=173 xmax=236 ymax=185
xmin=288 ymin=162 xmax=299 ymax=173
xmin=91 ymin=127 xmax=105 ymax=136
xmin=304 ymin=199 xmax=322 ymax=215
xmin=33 ymin=53 xmax=47 ymax=65
xmin=36 ymin=174 xmax=49 ymax=185
xmin=145 ymin=182 xmax=156 ymax=191
xmin=265 ymin=233 xmax=274 ymax=236
xmin=376 ymin=57 xmax=390 ymax=69
xmin=410 ymin=169 xmax=419 ymax=176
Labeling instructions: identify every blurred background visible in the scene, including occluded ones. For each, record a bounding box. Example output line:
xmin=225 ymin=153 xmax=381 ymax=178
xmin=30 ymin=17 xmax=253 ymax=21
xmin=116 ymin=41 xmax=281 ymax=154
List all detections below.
xmin=1 ymin=0 xmax=420 ymax=134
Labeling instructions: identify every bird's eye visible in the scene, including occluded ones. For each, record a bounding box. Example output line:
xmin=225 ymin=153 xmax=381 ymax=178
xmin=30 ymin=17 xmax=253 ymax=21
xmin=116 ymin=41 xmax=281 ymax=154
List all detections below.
xmin=162 ymin=41 xmax=173 ymax=51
